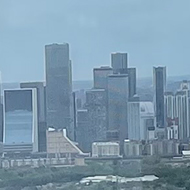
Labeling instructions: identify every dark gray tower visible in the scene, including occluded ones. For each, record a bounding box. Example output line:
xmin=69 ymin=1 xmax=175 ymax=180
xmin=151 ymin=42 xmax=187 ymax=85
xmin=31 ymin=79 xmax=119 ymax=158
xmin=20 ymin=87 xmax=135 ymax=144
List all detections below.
xmin=128 ymin=68 xmax=137 ymax=98
xmin=111 ymin=53 xmax=136 ymax=98
xmin=111 ymin=53 xmax=128 ymax=74
xmin=45 ymin=43 xmax=73 ymax=139
xmin=153 ymin=66 xmax=166 ymax=128
xmin=93 ymin=66 xmax=113 ymax=89
xmin=107 ymin=74 xmax=128 ymax=150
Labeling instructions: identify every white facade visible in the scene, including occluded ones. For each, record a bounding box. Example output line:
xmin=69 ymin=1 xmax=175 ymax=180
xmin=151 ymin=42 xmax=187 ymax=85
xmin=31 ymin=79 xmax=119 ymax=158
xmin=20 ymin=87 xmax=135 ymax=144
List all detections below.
xmin=92 ymin=142 xmax=120 ymax=158
xmin=139 ymin=102 xmax=155 ymax=140
xmin=175 ymin=89 xmax=190 ymax=140
xmin=167 ymin=125 xmax=178 ymax=140
xmin=128 ymin=98 xmax=140 ymax=140
xmin=164 ymin=92 xmax=175 ymax=119
xmin=123 ymin=140 xmax=142 ymax=157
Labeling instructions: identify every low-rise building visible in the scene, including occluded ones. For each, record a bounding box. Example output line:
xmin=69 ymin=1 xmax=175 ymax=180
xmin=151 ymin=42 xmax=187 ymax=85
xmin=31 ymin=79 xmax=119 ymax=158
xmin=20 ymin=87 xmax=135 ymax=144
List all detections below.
xmin=46 ymin=128 xmax=88 ymax=158
xmin=124 ymin=140 xmax=142 ymax=157
xmin=92 ymin=142 xmax=120 ymax=158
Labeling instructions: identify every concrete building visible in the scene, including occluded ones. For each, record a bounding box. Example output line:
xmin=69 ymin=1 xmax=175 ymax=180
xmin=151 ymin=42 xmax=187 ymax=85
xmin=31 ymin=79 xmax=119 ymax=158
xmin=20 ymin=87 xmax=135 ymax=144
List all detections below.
xmin=45 ymin=43 xmax=73 ymax=140
xmin=46 ymin=128 xmax=86 ymax=158
xmin=76 ymin=109 xmax=91 ymax=152
xmin=175 ymin=87 xmax=190 ymax=140
xmin=165 ymin=92 xmax=175 ymax=120
xmin=20 ymin=82 xmax=46 ymax=152
xmin=147 ymin=140 xmax=179 ymax=156
xmin=92 ymin=142 xmax=120 ymax=158
xmin=127 ymin=68 xmax=137 ymax=98
xmin=93 ymin=66 xmax=113 ymax=89
xmin=153 ymin=67 xmax=166 ymax=129
xmin=167 ymin=125 xmax=178 ymax=140
xmin=111 ymin=53 xmax=128 ymax=74
xmin=3 ymin=89 xmax=38 ymax=154
xmin=107 ymin=74 xmax=128 ymax=148
xmin=139 ymin=102 xmax=155 ymax=140
xmin=123 ymin=140 xmax=142 ymax=157
xmin=164 ymin=81 xmax=190 ymax=141
xmin=128 ymin=96 xmax=140 ymax=140
xmin=85 ymin=89 xmax=107 ymax=142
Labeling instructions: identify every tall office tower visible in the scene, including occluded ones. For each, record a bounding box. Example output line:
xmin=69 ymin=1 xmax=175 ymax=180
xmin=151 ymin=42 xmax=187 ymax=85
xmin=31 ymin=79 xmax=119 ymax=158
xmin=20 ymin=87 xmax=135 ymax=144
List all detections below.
xmin=3 ymin=89 xmax=38 ymax=154
xmin=139 ymin=102 xmax=155 ymax=140
xmin=153 ymin=67 xmax=166 ymax=128
xmin=111 ymin=53 xmax=137 ymax=99
xmin=85 ymin=89 xmax=107 ymax=142
xmin=128 ymin=96 xmax=140 ymax=140
xmin=76 ymin=109 xmax=90 ymax=152
xmin=93 ymin=66 xmax=113 ymax=89
xmin=107 ymin=75 xmax=128 ymax=150
xmin=45 ymin=43 xmax=73 ymax=140
xmin=20 ymin=82 xmax=46 ymax=152
xmin=111 ymin=53 xmax=128 ymax=74
xmin=128 ymin=68 xmax=137 ymax=98
xmin=175 ymin=81 xmax=190 ymax=140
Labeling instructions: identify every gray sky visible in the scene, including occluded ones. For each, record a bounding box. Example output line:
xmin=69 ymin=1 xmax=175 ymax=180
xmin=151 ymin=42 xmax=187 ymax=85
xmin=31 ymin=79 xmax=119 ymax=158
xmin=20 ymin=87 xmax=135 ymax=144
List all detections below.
xmin=0 ymin=0 xmax=190 ymax=82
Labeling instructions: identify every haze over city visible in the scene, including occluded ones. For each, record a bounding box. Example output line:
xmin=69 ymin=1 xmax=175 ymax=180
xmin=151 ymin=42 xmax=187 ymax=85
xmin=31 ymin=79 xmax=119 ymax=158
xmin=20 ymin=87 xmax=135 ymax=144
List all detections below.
xmin=1 ymin=0 xmax=190 ymax=82
xmin=1 ymin=1 xmax=190 ymax=190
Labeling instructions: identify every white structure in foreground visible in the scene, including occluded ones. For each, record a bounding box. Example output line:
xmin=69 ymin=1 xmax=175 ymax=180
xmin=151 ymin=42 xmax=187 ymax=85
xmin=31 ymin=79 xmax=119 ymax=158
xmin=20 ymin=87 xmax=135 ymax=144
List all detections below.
xmin=80 ymin=175 xmax=159 ymax=184
xmin=92 ymin=142 xmax=120 ymax=158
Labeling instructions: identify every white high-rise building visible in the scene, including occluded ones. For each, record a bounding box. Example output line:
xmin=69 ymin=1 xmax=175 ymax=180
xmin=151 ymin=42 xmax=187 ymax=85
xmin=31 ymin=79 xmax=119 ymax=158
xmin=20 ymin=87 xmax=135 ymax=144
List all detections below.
xmin=175 ymin=90 xmax=189 ymax=140
xmin=164 ymin=92 xmax=175 ymax=120
xmin=128 ymin=96 xmax=140 ymax=140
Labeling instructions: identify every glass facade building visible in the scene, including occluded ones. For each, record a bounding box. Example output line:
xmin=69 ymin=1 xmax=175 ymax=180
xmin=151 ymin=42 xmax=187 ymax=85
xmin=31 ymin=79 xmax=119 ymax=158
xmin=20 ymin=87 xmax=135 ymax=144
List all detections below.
xmin=3 ymin=89 xmax=38 ymax=153
xmin=153 ymin=67 xmax=166 ymax=128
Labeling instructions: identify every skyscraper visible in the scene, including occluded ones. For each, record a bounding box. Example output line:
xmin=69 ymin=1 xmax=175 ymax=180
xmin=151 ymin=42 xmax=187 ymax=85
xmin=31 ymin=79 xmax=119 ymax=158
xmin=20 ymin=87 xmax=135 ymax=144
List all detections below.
xmin=174 ymin=81 xmax=190 ymax=140
xmin=45 ymin=43 xmax=73 ymax=140
xmin=3 ymin=89 xmax=38 ymax=153
xmin=20 ymin=82 xmax=46 ymax=152
xmin=111 ymin=53 xmax=136 ymax=98
xmin=93 ymin=66 xmax=113 ymax=89
xmin=153 ymin=66 xmax=166 ymax=128
xmin=107 ymin=74 xmax=128 ymax=149
xmin=164 ymin=92 xmax=175 ymax=121
xmin=76 ymin=109 xmax=90 ymax=152
xmin=85 ymin=89 xmax=107 ymax=142
xmin=111 ymin=53 xmax=128 ymax=74
xmin=128 ymin=96 xmax=140 ymax=140
xmin=127 ymin=68 xmax=137 ymax=98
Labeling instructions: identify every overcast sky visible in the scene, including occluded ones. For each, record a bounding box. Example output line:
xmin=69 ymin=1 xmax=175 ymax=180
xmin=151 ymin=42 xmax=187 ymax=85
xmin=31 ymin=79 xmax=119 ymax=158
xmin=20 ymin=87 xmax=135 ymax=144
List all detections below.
xmin=0 ymin=0 xmax=190 ymax=82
